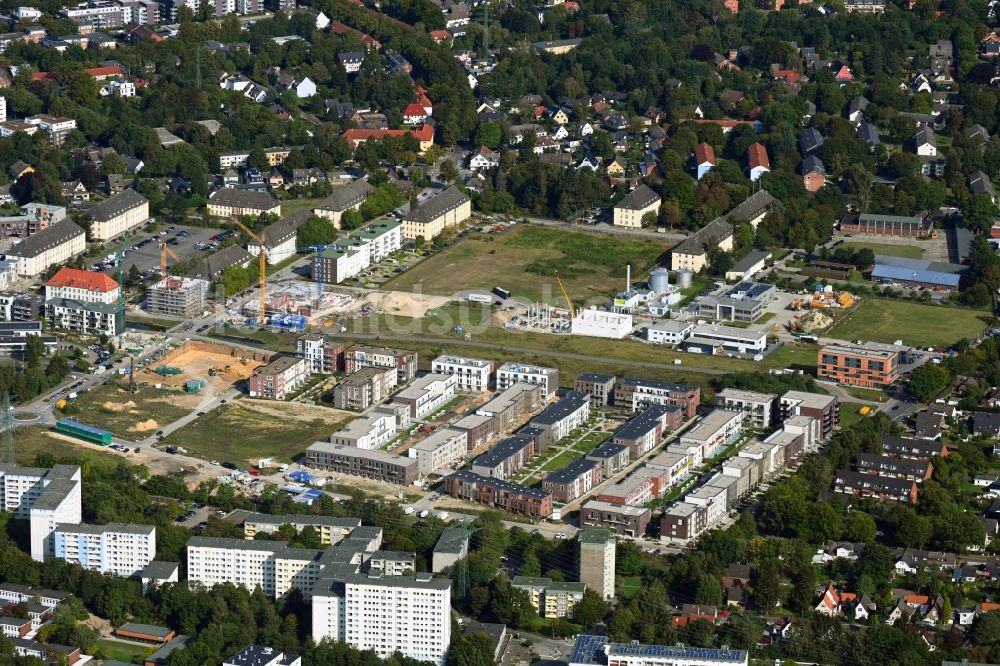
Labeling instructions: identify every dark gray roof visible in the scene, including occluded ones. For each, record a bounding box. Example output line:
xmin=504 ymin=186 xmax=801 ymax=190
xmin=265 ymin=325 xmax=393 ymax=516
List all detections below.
xmin=87 ymin=187 xmax=147 ymax=222
xmin=473 ymin=435 xmax=534 ymax=468
xmin=187 ymin=245 xmax=253 ymax=281
xmin=800 ymin=128 xmax=824 ymax=153
xmin=209 ymin=188 xmax=279 ymax=210
xmin=145 ymin=636 xmax=195 ymax=665
xmin=614 ymin=404 xmax=673 ymax=441
xmin=545 ymin=457 xmax=600 ymax=483
xmin=141 ymin=561 xmax=180 ymax=579
xmin=915 ymin=125 xmax=936 ymax=148
xmin=672 ymin=217 xmax=733 ymax=257
xmin=434 ymin=526 xmax=470 ymax=554
xmin=8 ymin=220 xmax=85 ymax=259
xmin=615 ymin=184 xmax=660 ymax=211
xmin=970 ymin=170 xmax=995 ymax=199
xmin=405 ymin=187 xmax=470 ymax=224
xmin=801 ymin=155 xmax=826 ymax=175
xmin=316 ymin=178 xmax=373 ymax=212
xmin=531 ymin=391 xmax=589 ymax=427
xmin=857 ymin=122 xmax=879 ymax=147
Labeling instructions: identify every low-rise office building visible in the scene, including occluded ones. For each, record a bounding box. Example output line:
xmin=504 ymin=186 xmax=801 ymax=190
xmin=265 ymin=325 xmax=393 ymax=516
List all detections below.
xmin=431 ymin=355 xmax=494 ymax=393
xmin=683 ymin=324 xmax=767 ymax=355
xmin=817 ymin=342 xmax=899 ymax=388
xmin=646 ymin=319 xmax=695 ymax=345
xmin=695 ymin=281 xmax=775 ymax=323
xmin=304 ymin=442 xmax=418 ymax=485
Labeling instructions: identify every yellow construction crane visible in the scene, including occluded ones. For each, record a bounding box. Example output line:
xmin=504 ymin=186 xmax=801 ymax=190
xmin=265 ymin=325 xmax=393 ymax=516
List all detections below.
xmin=159 ymin=242 xmax=180 ymax=277
xmin=231 ymin=219 xmax=268 ymax=324
xmin=555 ymin=276 xmax=575 ymax=319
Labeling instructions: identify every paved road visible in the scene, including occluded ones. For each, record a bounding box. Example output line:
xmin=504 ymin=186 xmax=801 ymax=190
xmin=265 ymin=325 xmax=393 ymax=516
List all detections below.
xmin=518 ymin=215 xmax=688 ymax=242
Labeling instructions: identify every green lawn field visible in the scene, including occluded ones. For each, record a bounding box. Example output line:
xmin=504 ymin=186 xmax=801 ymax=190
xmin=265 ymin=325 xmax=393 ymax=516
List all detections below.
xmin=827 ymin=299 xmax=990 ymax=348
xmin=841 ymin=242 xmax=923 ymax=260
xmin=67 ymin=382 xmax=198 ymax=442
xmin=13 ymin=426 xmax=118 ymax=465
xmin=384 ymin=225 xmax=670 ymax=303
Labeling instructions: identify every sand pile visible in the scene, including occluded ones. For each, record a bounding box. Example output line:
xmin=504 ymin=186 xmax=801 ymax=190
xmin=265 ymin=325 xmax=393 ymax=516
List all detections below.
xmin=103 ymin=400 xmax=137 ymax=412
xmin=132 ymin=419 xmax=159 ymax=432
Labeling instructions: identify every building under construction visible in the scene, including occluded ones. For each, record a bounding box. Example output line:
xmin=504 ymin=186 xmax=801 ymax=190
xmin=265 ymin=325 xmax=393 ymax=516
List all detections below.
xmin=147 ymin=277 xmax=210 ymax=317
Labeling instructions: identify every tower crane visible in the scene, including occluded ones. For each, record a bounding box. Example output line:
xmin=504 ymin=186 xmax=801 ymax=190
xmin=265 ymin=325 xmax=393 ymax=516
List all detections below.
xmin=298 ymin=244 xmax=339 ymax=305
xmin=231 ymin=219 xmax=268 ymax=325
xmin=555 ymin=276 xmax=575 ymax=320
xmin=159 ymin=242 xmax=180 ymax=277
xmin=113 ymin=231 xmax=133 ymax=341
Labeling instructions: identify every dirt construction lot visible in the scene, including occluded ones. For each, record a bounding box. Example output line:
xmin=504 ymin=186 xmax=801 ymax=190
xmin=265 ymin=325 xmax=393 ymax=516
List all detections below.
xmin=140 ymin=340 xmax=269 ymax=395
xmin=69 ymin=381 xmax=201 ymax=441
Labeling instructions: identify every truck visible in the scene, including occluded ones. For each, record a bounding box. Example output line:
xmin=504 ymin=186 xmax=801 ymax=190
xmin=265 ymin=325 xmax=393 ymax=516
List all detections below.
xmin=468 ymin=293 xmax=492 ymax=304
xmin=492 ymin=286 xmax=511 ymax=300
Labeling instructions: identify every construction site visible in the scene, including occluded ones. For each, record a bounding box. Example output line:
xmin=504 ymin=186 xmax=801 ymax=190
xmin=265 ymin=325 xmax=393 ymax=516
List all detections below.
xmin=785 ymin=285 xmax=857 ymax=334
xmin=141 ymin=340 xmax=271 ymax=393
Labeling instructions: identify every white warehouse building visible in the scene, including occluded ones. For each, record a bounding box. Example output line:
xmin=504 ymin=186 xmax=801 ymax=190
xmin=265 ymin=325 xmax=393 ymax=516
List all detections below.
xmin=571 ymin=308 xmax=633 ymax=339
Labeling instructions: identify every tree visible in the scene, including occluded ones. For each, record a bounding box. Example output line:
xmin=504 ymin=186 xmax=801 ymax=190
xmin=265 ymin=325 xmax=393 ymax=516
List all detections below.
xmin=474 ymin=123 xmax=502 ymax=150
xmin=439 ymin=159 xmax=459 ymax=183
xmin=448 ymin=631 xmax=495 ymax=666
xmin=962 ymin=193 xmax=999 ymax=235
xmin=844 ymin=511 xmax=877 ymax=543
xmin=751 ymin=559 xmax=783 ymax=611
xmin=641 ymin=211 xmax=657 ymax=228
xmin=909 ymin=363 xmax=951 ymax=402
xmin=573 ymin=589 xmax=609 ymax=627
xmin=694 ymin=573 xmax=724 ymax=606
xmin=25 ymin=335 xmax=46 ymax=368
xmin=296 ymin=216 xmax=337 ymax=247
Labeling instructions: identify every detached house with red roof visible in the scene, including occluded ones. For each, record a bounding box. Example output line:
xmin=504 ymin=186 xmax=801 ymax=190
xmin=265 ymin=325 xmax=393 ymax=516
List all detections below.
xmin=695 ymin=142 xmax=716 ymax=180
xmin=44 ymin=267 xmax=121 ymax=336
xmin=815 ymin=583 xmax=842 ymax=616
xmin=747 ymin=143 xmax=770 ymax=182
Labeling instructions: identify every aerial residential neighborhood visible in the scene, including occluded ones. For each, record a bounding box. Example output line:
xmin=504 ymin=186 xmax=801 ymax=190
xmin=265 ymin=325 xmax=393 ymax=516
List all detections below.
xmin=0 ymin=0 xmax=999 ymax=665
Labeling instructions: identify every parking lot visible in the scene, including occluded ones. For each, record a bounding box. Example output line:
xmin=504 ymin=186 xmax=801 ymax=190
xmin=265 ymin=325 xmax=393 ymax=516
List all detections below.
xmin=99 ymin=224 xmax=222 ymax=279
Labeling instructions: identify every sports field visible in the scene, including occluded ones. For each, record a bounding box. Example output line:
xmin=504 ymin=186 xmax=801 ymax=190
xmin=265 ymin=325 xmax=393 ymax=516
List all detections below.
xmin=384 ymin=225 xmax=670 ymax=303
xmin=841 ymin=242 xmax=923 ymax=259
xmin=826 ymin=299 xmax=990 ymax=348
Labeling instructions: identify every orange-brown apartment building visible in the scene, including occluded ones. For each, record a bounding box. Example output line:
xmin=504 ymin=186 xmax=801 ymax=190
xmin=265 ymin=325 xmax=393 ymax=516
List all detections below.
xmin=817 ymin=343 xmax=899 ymax=387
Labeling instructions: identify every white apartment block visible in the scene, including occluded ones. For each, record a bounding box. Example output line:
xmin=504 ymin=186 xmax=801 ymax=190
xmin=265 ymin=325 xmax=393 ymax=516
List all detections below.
xmin=393 ymin=373 xmax=457 ymax=419
xmin=8 ymin=221 xmax=86 ymax=277
xmin=715 ymin=388 xmax=777 ymax=430
xmin=53 ymin=523 xmax=155 ymax=577
xmin=408 ymin=427 xmax=467 ymax=475
xmin=313 ymin=573 xmax=451 ymax=666
xmin=431 ymin=355 xmax=494 ymax=393
xmin=496 ymin=363 xmax=559 ymax=401
xmin=0 ymin=464 xmax=82 ymax=562
xmin=25 ymin=115 xmax=76 ymax=144
xmin=351 ymin=219 xmax=403 ymax=262
xmin=44 ymin=268 xmax=118 ymax=304
xmin=679 ymin=409 xmax=744 ymax=460
xmin=243 ymin=514 xmax=361 ymax=545
xmin=330 ymin=407 xmax=405 ymax=450
xmin=219 ymin=151 xmax=251 ymax=169
xmin=186 ymin=537 xmax=326 ymax=599
xmin=87 ymin=188 xmax=149 ymax=241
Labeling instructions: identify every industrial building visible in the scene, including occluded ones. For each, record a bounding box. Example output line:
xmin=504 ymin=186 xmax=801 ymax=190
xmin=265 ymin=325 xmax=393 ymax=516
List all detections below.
xmin=570 ymin=308 xmax=634 ymax=339
xmin=52 ymin=523 xmax=156 ymax=577
xmin=694 ymin=282 xmax=775 ymax=323
xmin=715 ymin=389 xmax=777 ymax=429
xmin=248 ymin=356 xmax=309 ymax=400
xmin=817 ymin=342 xmax=899 ymax=388
xmin=431 ymin=355 xmax=495 ymax=393
xmin=402 ymin=187 xmax=471 ymax=240
xmin=304 ymin=442 xmax=418 ymax=485
xmin=146 ymin=277 xmax=210 ymax=317
xmin=579 ymin=500 xmax=651 ymax=538
xmin=683 ymin=324 xmax=767 ymax=355
xmin=870 ymin=255 xmax=964 ymax=290
xmin=646 ymin=319 xmax=694 ymax=345
xmin=496 ymin=363 xmax=559 ymax=401
xmin=725 ymin=250 xmax=770 ymax=281
xmin=577 ymin=527 xmax=615 ymax=600
xmin=612 ymin=184 xmax=660 ymax=228
xmin=333 ymin=366 xmax=398 ymax=410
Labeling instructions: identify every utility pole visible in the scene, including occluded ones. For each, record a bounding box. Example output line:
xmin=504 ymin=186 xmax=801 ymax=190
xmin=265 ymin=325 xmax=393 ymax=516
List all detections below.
xmin=2 ymin=394 xmax=15 ymax=465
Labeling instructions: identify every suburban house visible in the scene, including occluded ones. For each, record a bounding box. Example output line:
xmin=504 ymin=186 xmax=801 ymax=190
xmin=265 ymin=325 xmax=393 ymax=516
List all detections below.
xmin=695 ymin=142 xmax=715 ymax=180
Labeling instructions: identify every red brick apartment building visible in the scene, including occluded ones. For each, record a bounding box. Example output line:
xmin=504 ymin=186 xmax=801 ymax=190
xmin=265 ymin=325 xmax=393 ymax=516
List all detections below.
xmin=445 ymin=469 xmax=553 ymax=517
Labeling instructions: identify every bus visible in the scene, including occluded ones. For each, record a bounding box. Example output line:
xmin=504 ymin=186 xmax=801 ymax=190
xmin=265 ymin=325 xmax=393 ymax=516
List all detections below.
xmin=55 ymin=419 xmax=112 ymax=446
xmin=492 ymin=286 xmax=511 ymax=300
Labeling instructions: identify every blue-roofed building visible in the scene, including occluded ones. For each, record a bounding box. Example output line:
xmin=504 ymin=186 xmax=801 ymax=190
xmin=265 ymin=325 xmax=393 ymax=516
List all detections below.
xmin=871 ymin=255 xmax=964 ymax=290
xmin=569 ymin=635 xmax=748 ymax=666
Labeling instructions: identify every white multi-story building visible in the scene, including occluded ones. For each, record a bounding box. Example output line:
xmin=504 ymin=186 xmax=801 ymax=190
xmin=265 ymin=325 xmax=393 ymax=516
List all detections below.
xmin=186 ymin=537 xmax=326 ymax=599
xmin=408 ymin=427 xmax=468 ymax=475
xmin=0 ymin=97 xmax=6 ymax=123
xmin=53 ymin=523 xmax=155 ymax=577
xmin=243 ymin=514 xmax=361 ymax=545
xmin=330 ymin=407 xmax=405 ymax=450
xmin=393 ymin=373 xmax=457 ymax=419
xmin=313 ymin=573 xmax=451 ymax=666
xmin=496 ymin=363 xmax=559 ymax=401
xmin=25 ymin=115 xmax=76 ymax=145
xmin=570 ymin=309 xmax=633 ymax=340
xmin=679 ymin=408 xmax=744 ymax=460
xmin=224 ymin=646 xmax=302 ymax=666
xmin=0 ymin=464 xmax=82 ymax=562
xmin=715 ymin=388 xmax=777 ymax=430
xmin=646 ymin=320 xmax=694 ymax=345
xmin=431 ymin=355 xmax=494 ymax=393
xmin=687 ymin=324 xmax=767 ymax=355
xmin=86 ymin=188 xmax=149 ymax=241
xmin=351 ymin=219 xmax=402 ymax=262
xmin=44 ymin=267 xmax=121 ymax=337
